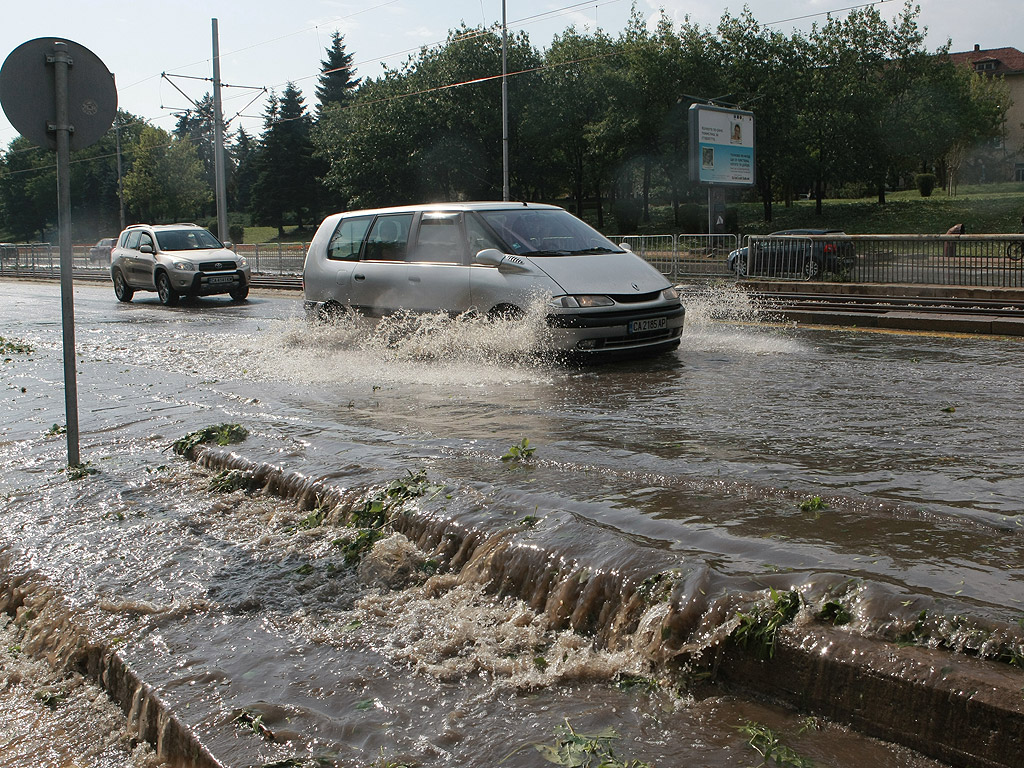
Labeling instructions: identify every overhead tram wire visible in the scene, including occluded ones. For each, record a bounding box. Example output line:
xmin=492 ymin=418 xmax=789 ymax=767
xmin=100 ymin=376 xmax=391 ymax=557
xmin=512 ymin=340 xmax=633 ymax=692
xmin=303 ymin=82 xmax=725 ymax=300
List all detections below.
xmin=765 ymin=0 xmax=895 ymax=26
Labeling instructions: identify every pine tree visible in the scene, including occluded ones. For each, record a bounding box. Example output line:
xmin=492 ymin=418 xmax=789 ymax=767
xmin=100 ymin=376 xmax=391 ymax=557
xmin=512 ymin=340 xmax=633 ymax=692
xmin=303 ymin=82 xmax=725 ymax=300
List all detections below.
xmin=316 ymin=31 xmax=361 ymax=111
xmin=251 ymin=84 xmax=318 ymax=236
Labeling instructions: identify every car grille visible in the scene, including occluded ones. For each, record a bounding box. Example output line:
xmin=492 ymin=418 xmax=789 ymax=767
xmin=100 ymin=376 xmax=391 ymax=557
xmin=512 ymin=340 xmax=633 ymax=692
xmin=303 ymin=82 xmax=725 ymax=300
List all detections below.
xmin=198 ymin=260 xmax=237 ymax=272
xmin=608 ymin=290 xmax=662 ymax=303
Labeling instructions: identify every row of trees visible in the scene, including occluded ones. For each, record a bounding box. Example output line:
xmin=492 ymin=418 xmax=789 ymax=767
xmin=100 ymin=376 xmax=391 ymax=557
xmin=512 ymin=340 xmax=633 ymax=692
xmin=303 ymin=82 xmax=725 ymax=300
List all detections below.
xmin=0 ymin=2 xmax=1011 ymax=241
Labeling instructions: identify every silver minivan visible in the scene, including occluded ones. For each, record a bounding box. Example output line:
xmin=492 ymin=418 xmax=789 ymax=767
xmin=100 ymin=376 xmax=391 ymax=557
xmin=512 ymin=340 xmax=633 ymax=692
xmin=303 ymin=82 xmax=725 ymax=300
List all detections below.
xmin=303 ymin=202 xmax=684 ymax=358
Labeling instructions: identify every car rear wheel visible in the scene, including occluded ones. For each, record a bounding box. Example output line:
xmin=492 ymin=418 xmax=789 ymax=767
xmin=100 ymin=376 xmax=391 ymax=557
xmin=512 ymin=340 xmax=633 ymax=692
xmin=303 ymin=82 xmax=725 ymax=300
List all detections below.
xmin=156 ymin=272 xmax=178 ymax=306
xmin=112 ymin=269 xmax=134 ymax=303
xmin=803 ymin=258 xmax=820 ymax=281
xmin=229 ymin=284 xmax=249 ymax=301
xmin=312 ymin=300 xmax=346 ymax=323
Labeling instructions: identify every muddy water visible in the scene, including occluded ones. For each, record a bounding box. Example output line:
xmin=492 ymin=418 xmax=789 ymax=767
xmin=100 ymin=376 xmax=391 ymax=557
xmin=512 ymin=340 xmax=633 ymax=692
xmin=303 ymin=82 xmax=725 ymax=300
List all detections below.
xmin=1 ymin=280 xmax=1020 ymax=767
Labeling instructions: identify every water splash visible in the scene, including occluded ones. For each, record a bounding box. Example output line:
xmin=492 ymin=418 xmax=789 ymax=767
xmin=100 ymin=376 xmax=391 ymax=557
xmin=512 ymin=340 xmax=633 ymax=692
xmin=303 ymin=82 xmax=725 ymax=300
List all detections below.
xmin=679 ymin=282 xmax=805 ymax=355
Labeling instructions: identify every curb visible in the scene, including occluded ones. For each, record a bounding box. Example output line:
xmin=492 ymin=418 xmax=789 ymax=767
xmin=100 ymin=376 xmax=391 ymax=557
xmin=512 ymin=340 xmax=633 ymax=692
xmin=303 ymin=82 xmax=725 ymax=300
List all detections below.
xmin=0 ymin=549 xmax=224 ymax=768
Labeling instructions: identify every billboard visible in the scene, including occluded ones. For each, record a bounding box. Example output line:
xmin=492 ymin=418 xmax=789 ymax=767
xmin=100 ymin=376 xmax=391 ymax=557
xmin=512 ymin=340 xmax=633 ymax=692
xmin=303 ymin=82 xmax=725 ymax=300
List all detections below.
xmin=688 ymin=104 xmax=755 ymax=187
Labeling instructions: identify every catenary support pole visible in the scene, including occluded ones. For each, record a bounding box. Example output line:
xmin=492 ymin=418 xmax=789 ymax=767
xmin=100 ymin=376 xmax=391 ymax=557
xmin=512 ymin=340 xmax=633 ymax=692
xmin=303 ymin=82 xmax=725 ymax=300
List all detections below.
xmin=501 ymin=0 xmax=509 ymax=201
xmin=212 ymin=19 xmax=229 ymax=244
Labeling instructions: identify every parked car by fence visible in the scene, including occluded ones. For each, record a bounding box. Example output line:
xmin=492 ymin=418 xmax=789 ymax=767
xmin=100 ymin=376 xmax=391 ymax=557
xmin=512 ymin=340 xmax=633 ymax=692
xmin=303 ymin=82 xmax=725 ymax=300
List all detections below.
xmin=728 ymin=229 xmax=855 ymax=280
xmin=89 ymin=237 xmax=115 ymax=264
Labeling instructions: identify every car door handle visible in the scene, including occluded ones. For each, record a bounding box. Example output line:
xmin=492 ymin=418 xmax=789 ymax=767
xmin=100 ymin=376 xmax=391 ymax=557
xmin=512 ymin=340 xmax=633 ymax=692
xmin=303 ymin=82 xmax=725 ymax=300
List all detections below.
xmin=353 ymin=273 xmax=365 ymax=281
xmin=408 ymin=275 xmax=421 ymax=283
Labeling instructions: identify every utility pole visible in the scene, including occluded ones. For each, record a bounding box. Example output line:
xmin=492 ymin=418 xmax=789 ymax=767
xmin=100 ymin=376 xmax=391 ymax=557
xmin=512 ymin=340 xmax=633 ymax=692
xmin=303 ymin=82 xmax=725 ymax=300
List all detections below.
xmin=501 ymin=0 xmax=509 ymax=201
xmin=212 ymin=18 xmax=229 ymax=243
xmin=115 ymin=114 xmax=125 ymax=231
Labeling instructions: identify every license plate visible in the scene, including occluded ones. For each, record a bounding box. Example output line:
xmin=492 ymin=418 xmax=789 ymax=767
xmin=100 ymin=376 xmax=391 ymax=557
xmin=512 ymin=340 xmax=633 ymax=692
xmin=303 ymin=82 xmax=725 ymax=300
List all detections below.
xmin=629 ymin=317 xmax=667 ymax=334
xmin=207 ymin=275 xmax=235 ymax=284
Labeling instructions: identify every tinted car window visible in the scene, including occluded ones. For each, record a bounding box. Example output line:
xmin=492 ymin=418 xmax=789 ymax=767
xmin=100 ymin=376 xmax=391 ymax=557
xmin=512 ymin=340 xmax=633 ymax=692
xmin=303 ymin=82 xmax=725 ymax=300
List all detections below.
xmin=364 ymin=214 xmax=413 ymax=261
xmin=478 ymin=209 xmax=621 ymax=255
xmin=409 ymin=213 xmax=465 ymax=264
xmin=156 ymin=229 xmax=221 ymax=251
xmin=327 ymin=215 xmax=373 ymax=261
xmin=125 ymin=231 xmax=142 ymax=249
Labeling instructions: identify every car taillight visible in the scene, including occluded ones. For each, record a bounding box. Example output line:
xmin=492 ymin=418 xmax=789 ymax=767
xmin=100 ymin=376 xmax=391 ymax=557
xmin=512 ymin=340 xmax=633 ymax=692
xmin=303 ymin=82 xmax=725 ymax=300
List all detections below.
xmin=824 ymin=243 xmax=835 ymax=253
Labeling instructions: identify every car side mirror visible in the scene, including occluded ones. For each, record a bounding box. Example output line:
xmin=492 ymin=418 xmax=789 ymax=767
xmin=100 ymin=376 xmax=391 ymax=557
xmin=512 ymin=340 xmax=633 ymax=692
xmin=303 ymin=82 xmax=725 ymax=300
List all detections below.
xmin=140 ymin=244 xmax=153 ymax=254
xmin=474 ymin=248 xmax=505 ymax=267
xmin=223 ymin=241 xmax=233 ymax=250
xmin=619 ymin=242 xmax=633 ymax=252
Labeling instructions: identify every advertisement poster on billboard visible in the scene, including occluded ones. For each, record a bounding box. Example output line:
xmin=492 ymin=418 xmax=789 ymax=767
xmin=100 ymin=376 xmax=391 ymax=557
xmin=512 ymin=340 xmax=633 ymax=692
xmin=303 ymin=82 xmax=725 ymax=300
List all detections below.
xmin=689 ymin=104 xmax=755 ymax=187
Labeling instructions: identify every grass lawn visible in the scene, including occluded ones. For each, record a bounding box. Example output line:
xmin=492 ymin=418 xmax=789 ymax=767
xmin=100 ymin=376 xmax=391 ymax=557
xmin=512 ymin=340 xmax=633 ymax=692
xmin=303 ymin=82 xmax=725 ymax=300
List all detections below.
xmin=641 ymin=182 xmax=1024 ymax=236
xmin=241 ymin=225 xmax=317 ymax=244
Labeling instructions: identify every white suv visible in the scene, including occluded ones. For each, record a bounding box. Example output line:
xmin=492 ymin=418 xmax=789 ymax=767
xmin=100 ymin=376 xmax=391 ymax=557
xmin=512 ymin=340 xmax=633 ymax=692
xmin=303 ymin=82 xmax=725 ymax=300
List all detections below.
xmin=110 ymin=223 xmax=250 ymax=305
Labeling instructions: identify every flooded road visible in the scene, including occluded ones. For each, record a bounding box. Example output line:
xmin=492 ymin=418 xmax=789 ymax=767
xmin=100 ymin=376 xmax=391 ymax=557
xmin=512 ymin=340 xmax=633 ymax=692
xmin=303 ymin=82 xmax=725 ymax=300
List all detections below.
xmin=1 ymin=280 xmax=1021 ymax=767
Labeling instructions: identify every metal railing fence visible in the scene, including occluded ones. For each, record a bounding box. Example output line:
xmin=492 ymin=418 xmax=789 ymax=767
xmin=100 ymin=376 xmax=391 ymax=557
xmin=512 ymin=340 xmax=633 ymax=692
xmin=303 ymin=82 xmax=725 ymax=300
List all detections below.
xmin=3 ymin=234 xmax=1023 ymax=289
xmin=616 ymin=233 xmax=738 ymax=281
xmin=738 ymin=234 xmax=1024 ymax=287
xmin=0 ymin=242 xmax=310 ymax=277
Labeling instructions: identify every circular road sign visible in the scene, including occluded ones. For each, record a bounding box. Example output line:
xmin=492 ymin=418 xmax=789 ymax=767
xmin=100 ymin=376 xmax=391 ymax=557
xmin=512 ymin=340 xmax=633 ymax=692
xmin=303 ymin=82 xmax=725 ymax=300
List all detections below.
xmin=0 ymin=37 xmax=117 ymax=151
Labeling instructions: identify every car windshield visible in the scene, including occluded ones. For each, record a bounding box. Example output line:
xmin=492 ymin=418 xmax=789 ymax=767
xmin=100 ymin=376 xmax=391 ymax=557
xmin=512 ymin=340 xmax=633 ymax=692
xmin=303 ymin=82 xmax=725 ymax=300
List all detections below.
xmin=155 ymin=229 xmax=223 ymax=251
xmin=477 ymin=209 xmax=623 ymax=256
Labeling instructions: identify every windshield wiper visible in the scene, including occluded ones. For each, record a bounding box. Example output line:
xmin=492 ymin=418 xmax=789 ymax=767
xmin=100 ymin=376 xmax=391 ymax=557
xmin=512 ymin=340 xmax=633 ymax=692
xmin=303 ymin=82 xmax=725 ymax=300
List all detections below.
xmin=564 ymin=247 xmax=625 ymax=255
xmin=525 ymin=249 xmax=572 ymax=256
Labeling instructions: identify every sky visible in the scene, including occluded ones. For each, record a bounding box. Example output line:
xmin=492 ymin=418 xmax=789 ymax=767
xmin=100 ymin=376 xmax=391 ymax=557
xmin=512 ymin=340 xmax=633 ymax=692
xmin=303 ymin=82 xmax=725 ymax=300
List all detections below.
xmin=1 ymin=0 xmax=1022 ymax=146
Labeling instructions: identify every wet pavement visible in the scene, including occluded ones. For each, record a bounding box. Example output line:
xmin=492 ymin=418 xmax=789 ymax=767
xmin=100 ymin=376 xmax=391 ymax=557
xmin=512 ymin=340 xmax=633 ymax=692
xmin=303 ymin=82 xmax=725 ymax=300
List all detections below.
xmin=1 ymin=279 xmax=1022 ymax=768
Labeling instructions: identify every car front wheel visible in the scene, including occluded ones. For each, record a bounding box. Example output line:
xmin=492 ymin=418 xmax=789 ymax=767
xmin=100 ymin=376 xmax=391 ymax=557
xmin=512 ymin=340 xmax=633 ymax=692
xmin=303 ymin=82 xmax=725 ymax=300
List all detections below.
xmin=156 ymin=272 xmax=178 ymax=306
xmin=229 ymin=284 xmax=249 ymax=301
xmin=112 ymin=269 xmax=134 ymax=303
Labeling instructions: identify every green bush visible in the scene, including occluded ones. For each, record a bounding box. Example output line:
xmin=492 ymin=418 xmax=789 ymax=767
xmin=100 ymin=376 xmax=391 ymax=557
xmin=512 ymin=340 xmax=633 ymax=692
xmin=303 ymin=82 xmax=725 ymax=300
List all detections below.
xmin=915 ymin=173 xmax=937 ymax=197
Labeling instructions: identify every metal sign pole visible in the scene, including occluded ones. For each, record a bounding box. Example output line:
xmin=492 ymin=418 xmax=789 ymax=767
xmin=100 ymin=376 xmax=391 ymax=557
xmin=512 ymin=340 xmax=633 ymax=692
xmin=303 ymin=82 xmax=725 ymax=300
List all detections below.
xmin=2 ymin=37 xmax=117 ymax=471
xmin=50 ymin=41 xmax=81 ymax=467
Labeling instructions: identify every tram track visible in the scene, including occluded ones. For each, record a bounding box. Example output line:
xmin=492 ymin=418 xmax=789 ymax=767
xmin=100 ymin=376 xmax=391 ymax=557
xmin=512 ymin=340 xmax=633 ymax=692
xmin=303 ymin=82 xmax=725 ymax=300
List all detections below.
xmin=759 ymin=291 xmax=1024 ymax=319
xmin=749 ymin=289 xmax=1024 ymax=335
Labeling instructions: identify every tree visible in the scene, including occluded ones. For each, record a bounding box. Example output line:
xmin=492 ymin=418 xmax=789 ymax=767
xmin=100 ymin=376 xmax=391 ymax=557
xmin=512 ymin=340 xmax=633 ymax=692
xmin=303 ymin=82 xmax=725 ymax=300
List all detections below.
xmin=316 ymin=31 xmax=361 ymax=111
xmin=525 ymin=27 xmax=616 ymax=218
xmin=313 ymin=24 xmax=540 ymax=210
xmin=251 ymin=84 xmax=318 ymax=235
xmin=719 ymin=10 xmax=809 ymax=222
xmin=231 ymin=127 xmax=258 ymax=213
xmin=122 ymin=125 xmax=212 ymax=222
xmin=0 ymin=137 xmax=56 ymax=240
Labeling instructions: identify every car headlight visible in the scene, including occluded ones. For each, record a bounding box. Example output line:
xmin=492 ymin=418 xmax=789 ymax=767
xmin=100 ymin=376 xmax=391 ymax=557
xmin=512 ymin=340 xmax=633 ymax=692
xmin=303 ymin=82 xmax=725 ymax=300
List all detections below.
xmin=237 ymin=254 xmax=248 ymax=266
xmin=549 ymin=295 xmax=614 ymax=308
xmin=661 ymin=287 xmax=679 ymax=301
xmin=172 ymin=261 xmax=197 ymax=271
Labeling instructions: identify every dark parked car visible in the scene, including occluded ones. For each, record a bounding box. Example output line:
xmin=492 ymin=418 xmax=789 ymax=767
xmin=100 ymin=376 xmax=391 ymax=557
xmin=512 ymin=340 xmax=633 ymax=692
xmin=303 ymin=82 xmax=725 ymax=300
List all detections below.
xmin=728 ymin=229 xmax=854 ymax=280
xmin=89 ymin=237 xmax=115 ymax=264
